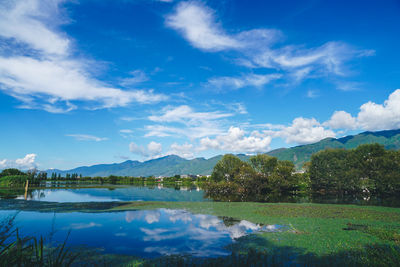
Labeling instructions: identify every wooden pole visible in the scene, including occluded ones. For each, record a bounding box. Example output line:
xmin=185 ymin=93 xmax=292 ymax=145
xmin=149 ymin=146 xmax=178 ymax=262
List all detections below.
xmin=24 ymin=179 xmax=29 ymax=200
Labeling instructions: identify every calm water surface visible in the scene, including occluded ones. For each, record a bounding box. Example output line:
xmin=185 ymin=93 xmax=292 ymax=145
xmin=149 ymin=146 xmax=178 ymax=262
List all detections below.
xmin=1 ymin=184 xmax=399 ymax=206
xmin=0 ymin=184 xmax=208 ymax=202
xmin=0 ymin=209 xmax=288 ymax=258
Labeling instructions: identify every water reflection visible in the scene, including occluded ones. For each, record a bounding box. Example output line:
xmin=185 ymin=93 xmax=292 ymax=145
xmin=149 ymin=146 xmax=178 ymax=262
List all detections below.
xmin=1 ymin=185 xmax=208 ymax=202
xmin=1 ymin=209 xmax=288 ymax=258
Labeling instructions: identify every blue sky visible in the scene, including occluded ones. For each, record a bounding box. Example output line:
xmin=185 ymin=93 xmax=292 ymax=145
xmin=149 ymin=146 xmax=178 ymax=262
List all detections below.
xmin=1 ymin=0 xmax=400 ymax=170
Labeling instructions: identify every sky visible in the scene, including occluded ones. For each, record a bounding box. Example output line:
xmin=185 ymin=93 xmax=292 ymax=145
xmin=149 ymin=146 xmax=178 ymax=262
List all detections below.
xmin=0 ymin=0 xmax=400 ymax=170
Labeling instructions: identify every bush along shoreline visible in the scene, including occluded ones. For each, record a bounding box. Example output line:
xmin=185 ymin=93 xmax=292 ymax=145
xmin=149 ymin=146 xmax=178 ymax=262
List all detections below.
xmin=205 ymin=144 xmax=400 ymax=202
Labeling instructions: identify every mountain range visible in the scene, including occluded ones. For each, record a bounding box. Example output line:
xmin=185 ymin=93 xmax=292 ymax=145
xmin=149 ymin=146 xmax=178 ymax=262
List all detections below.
xmin=47 ymin=129 xmax=400 ymax=177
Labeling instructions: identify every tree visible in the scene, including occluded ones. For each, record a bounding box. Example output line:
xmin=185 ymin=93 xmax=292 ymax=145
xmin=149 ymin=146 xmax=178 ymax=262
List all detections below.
xmin=211 ymin=154 xmax=243 ymax=182
xmin=270 ymin=160 xmax=297 ymax=193
xmin=308 ymin=144 xmax=400 ymax=195
xmin=0 ymin=168 xmax=25 ymax=177
xmin=208 ymin=154 xmax=300 ymax=201
xmin=309 ymin=149 xmax=351 ymax=194
xmin=249 ymin=154 xmax=277 ymax=176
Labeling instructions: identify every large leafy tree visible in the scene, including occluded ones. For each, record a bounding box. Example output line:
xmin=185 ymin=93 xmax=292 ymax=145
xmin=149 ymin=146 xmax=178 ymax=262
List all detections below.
xmin=211 ymin=154 xmax=243 ymax=182
xmin=208 ymin=154 xmax=300 ymax=201
xmin=0 ymin=168 xmax=25 ymax=177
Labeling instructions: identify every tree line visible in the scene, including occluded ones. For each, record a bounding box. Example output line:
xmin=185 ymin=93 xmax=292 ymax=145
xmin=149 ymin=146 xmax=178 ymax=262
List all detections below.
xmin=308 ymin=143 xmax=400 ymax=196
xmin=0 ymin=168 xmax=206 ymax=187
xmin=206 ymin=144 xmax=400 ymax=201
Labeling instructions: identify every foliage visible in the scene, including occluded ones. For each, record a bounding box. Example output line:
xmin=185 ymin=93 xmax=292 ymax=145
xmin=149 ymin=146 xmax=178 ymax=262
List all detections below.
xmin=0 ymin=175 xmax=36 ymax=187
xmin=207 ymin=144 xmax=400 ymax=201
xmin=309 ymin=144 xmax=400 ymax=195
xmin=0 ymin=216 xmax=80 ymax=266
xmin=0 ymin=168 xmax=25 ymax=177
xmin=207 ymin=154 xmax=302 ymax=201
xmin=211 ymin=154 xmax=244 ymax=183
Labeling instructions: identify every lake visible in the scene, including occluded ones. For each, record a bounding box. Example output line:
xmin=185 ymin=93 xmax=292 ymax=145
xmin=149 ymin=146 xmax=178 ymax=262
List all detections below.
xmin=1 ymin=184 xmax=400 ymax=207
xmin=1 ymin=184 xmax=400 ymax=265
xmin=0 ymin=208 xmax=288 ymax=258
xmin=0 ymin=184 xmax=209 ymax=202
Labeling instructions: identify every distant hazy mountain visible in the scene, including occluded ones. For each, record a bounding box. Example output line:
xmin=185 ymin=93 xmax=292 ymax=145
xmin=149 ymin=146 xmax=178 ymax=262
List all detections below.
xmin=47 ymin=154 xmax=250 ymax=177
xmin=47 ymin=129 xmax=400 ymax=177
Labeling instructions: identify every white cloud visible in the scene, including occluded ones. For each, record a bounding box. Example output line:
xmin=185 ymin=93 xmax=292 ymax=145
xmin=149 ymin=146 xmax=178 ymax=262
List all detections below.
xmin=0 ymin=0 xmax=69 ymax=56
xmin=148 ymin=141 xmax=163 ymax=155
xmin=0 ymin=0 xmax=167 ymax=112
xmin=324 ymin=110 xmax=357 ymax=130
xmin=146 ymin=105 xmax=233 ymax=139
xmin=336 ymin=81 xmax=362 ymax=91
xmin=229 ymin=88 xmax=400 ymax=147
xmin=306 ymin=89 xmax=319 ymax=98
xmin=199 ymin=126 xmax=271 ymax=153
xmin=166 ymin=2 xmax=373 ymax=82
xmin=66 ymin=134 xmax=108 ymax=142
xmin=254 ymin=42 xmax=357 ymax=74
xmin=120 ymin=70 xmax=149 ymax=86
xmin=356 ymin=89 xmax=400 ymax=131
xmin=0 ymin=57 xmax=167 ymax=111
xmin=145 ymin=124 xmax=224 ymax=139
xmin=322 ymin=89 xmax=400 ymax=132
xmin=119 ymin=129 xmax=134 ymax=139
xmin=120 ymin=117 xmax=136 ymax=122
xmin=120 ymin=129 xmax=134 ymax=134
xmin=167 ymin=143 xmax=194 ymax=158
xmin=233 ymin=103 xmax=248 ymax=114
xmin=292 ymin=67 xmax=312 ymax=82
xmin=0 ymin=153 xmax=37 ymax=170
xmin=149 ymin=105 xmax=231 ymax=124
xmin=130 ymin=141 xmax=163 ymax=158
xmin=207 ymin=73 xmax=282 ymax=91
xmin=166 ymin=1 xmax=240 ymax=51
xmin=265 ymin=118 xmax=336 ymax=145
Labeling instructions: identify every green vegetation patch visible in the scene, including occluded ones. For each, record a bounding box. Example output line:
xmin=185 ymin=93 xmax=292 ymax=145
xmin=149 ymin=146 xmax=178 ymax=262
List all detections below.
xmin=2 ymin=200 xmax=400 ymax=265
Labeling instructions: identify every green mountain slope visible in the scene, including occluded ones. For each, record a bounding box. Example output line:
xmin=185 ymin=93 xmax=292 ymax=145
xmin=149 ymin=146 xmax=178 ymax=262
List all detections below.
xmin=267 ymin=129 xmax=400 ymax=169
xmin=47 ymin=129 xmax=400 ymax=176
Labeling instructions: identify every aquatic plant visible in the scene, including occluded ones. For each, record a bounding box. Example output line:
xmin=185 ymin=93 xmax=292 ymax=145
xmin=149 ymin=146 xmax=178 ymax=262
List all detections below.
xmin=0 ymin=215 xmax=80 ymax=266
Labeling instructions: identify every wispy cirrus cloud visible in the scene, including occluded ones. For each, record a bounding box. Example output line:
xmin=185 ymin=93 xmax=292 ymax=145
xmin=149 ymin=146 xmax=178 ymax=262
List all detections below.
xmin=149 ymin=105 xmax=232 ymax=124
xmin=166 ymin=1 xmax=240 ymax=51
xmin=207 ymin=73 xmax=282 ymax=91
xmin=166 ymin=1 xmax=374 ymax=88
xmin=120 ymin=70 xmax=149 ymax=87
xmin=66 ymin=134 xmax=108 ymax=142
xmin=0 ymin=0 xmax=167 ymax=113
xmin=146 ymin=105 xmax=233 ymax=139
